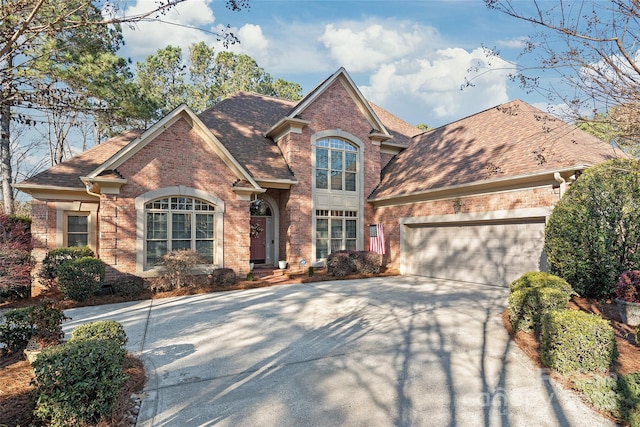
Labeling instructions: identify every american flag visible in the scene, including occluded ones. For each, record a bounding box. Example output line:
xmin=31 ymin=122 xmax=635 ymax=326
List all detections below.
xmin=369 ymin=223 xmax=386 ymax=255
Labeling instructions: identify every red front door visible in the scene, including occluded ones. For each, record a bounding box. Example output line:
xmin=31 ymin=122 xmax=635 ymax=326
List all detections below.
xmin=250 ymin=217 xmax=267 ymax=262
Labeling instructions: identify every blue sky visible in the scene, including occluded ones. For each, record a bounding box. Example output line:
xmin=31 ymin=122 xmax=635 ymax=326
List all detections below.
xmin=122 ymin=0 xmax=554 ymax=128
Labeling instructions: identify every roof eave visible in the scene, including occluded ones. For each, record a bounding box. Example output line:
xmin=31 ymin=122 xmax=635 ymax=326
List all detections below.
xmin=255 ymin=178 xmax=300 ymax=189
xmin=369 ymin=165 xmax=590 ymax=207
xmin=264 ymin=117 xmax=311 ymax=141
xmin=13 ymin=183 xmax=98 ymax=201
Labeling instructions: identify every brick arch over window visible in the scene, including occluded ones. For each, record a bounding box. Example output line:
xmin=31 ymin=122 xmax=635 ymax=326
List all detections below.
xmin=135 ymin=186 xmax=225 ymax=274
xmin=311 ymin=130 xmax=365 ymax=263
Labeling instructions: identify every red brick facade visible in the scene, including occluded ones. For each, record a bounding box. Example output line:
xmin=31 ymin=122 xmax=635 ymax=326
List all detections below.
xmin=22 ymin=69 xmax=594 ymax=285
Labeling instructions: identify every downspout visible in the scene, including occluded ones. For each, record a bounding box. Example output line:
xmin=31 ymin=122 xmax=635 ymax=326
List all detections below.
xmin=82 ymin=178 xmax=101 ymax=198
xmin=554 ymin=172 xmax=577 ymax=199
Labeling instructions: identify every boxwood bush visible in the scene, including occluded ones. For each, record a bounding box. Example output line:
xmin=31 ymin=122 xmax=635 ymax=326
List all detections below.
xmin=544 ymin=158 xmax=640 ymax=297
xmin=540 ymin=309 xmax=617 ymax=374
xmin=57 ymin=257 xmax=105 ymax=301
xmin=69 ymin=320 xmax=127 ymax=349
xmin=32 ymin=339 xmax=127 ymax=426
xmin=508 ymin=272 xmax=576 ymax=333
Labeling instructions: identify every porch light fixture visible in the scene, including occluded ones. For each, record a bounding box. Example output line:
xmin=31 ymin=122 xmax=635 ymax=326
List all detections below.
xmin=369 ymin=224 xmax=378 ymax=237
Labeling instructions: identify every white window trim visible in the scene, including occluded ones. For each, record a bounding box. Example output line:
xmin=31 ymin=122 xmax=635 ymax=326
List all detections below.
xmin=311 ymin=130 xmax=365 ymax=265
xmin=135 ymin=186 xmax=225 ymax=275
xmin=56 ymin=202 xmax=98 ymax=252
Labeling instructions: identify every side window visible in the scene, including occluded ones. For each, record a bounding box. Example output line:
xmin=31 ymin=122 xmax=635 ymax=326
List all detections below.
xmin=66 ymin=214 xmax=89 ymax=247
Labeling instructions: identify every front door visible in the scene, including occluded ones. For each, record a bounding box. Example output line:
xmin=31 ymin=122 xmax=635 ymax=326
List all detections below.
xmin=250 ymin=217 xmax=267 ymax=263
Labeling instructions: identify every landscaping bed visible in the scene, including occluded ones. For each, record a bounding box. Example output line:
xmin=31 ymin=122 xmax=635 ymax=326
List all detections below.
xmin=505 ymin=295 xmax=640 ymax=424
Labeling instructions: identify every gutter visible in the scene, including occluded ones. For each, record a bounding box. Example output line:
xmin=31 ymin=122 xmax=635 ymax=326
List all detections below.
xmin=369 ymin=165 xmax=589 ymax=207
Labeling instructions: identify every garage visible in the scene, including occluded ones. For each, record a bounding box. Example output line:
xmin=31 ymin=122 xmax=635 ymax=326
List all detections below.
xmin=400 ymin=210 xmax=550 ymax=286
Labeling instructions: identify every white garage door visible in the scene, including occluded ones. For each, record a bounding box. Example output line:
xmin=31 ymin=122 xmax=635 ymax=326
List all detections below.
xmin=403 ymin=219 xmax=548 ymax=286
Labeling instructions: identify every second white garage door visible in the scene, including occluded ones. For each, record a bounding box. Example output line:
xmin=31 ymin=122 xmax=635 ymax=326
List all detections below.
xmin=402 ymin=219 xmax=548 ymax=286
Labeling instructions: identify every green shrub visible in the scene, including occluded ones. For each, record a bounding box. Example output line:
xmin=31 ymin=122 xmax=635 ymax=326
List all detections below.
xmin=111 ymin=274 xmax=146 ymax=298
xmin=0 ymin=306 xmax=35 ymax=353
xmin=209 ymin=268 xmax=236 ymax=287
xmin=38 ymin=246 xmax=95 ymax=288
xmin=540 ymin=310 xmax=617 ymax=374
xmin=0 ymin=301 xmax=68 ymax=353
xmin=327 ymin=250 xmax=381 ymax=277
xmin=69 ymin=320 xmax=127 ymax=348
xmin=32 ymin=339 xmax=127 ymax=426
xmin=30 ymin=300 xmax=68 ymax=346
xmin=57 ymin=257 xmax=105 ymax=301
xmin=544 ymin=158 xmax=640 ymax=298
xmin=509 ymin=271 xmax=576 ymax=295
xmin=508 ymin=272 xmax=576 ymax=333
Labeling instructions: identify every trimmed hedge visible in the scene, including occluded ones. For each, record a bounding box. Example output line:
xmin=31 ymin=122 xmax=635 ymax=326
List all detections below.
xmin=32 ymin=339 xmax=127 ymax=426
xmin=508 ymin=272 xmax=576 ymax=333
xmin=57 ymin=257 xmax=105 ymax=301
xmin=39 ymin=246 xmax=95 ymax=284
xmin=69 ymin=320 xmax=127 ymax=349
xmin=327 ymin=250 xmax=381 ymax=277
xmin=540 ymin=310 xmax=617 ymax=374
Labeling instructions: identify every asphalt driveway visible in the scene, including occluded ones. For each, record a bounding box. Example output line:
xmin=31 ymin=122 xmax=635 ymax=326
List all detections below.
xmin=63 ymin=276 xmax=614 ymax=426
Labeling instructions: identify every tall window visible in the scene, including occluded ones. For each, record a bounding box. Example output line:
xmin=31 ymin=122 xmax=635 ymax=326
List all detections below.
xmin=315 ymin=138 xmax=357 ymax=191
xmin=66 ymin=215 xmax=88 ymax=247
xmin=316 ymin=210 xmax=357 ymax=259
xmin=145 ymin=197 xmax=216 ymax=266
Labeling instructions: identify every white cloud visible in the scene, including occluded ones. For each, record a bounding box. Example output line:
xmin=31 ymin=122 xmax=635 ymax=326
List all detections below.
xmin=360 ymin=47 xmax=513 ymax=126
xmin=121 ymin=0 xmax=218 ymax=59
xmin=496 ymin=37 xmax=529 ymax=49
xmin=319 ymin=21 xmax=440 ymax=72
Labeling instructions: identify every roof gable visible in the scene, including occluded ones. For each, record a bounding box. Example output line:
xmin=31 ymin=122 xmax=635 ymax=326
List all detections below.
xmin=88 ymin=104 xmax=260 ymax=190
xmin=14 ymin=130 xmax=141 ymax=194
xmin=371 ymin=99 xmax=627 ymax=202
xmin=266 ymin=68 xmax=391 ymax=142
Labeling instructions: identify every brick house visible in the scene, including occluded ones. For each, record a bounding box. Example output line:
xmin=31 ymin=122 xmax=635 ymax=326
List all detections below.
xmin=15 ymin=68 xmax=624 ymax=285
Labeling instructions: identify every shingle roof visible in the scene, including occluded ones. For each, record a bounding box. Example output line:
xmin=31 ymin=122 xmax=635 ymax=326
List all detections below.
xmin=198 ymin=92 xmax=297 ymax=182
xmin=369 ymin=102 xmax=422 ymax=146
xmin=371 ymin=99 xmax=626 ymax=200
xmin=17 ymin=130 xmax=141 ymax=190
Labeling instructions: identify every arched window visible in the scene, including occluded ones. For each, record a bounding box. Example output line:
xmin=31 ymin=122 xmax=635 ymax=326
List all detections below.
xmin=144 ymin=196 xmax=216 ymax=266
xmin=315 ymin=138 xmax=358 ymax=192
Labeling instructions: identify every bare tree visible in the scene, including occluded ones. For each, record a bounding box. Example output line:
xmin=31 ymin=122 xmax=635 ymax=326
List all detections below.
xmin=484 ymin=0 xmax=640 ymax=152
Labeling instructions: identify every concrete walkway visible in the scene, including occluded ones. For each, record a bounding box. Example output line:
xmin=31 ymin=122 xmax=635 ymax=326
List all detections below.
xmin=63 ymin=276 xmax=615 ymax=427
